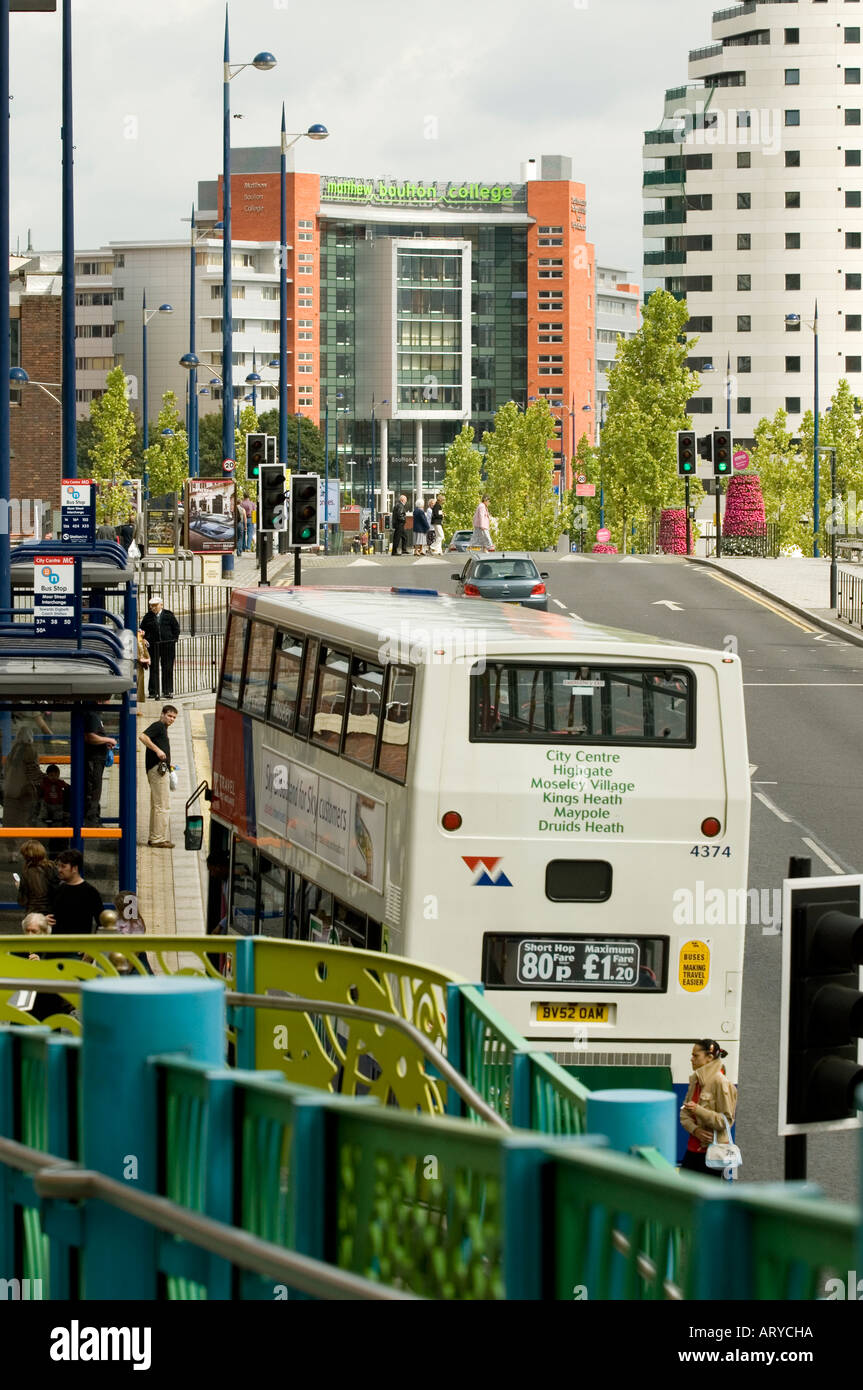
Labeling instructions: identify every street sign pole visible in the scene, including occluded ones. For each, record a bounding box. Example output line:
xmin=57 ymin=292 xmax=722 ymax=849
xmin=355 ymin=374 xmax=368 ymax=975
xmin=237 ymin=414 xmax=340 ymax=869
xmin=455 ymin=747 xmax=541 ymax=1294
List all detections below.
xmin=685 ymin=476 xmax=691 ymax=557
xmin=784 ymin=854 xmax=812 ymax=1181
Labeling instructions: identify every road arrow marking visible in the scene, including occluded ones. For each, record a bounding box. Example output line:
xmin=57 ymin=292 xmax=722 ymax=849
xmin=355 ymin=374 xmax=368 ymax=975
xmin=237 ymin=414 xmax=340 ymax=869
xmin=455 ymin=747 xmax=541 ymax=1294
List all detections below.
xmin=652 ymin=600 xmax=684 ymax=611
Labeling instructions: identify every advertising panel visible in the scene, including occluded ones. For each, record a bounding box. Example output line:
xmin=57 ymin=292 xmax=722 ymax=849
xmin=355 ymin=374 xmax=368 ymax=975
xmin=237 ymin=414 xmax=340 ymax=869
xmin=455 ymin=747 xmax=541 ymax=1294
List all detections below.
xmin=186 ymin=478 xmax=237 ymax=553
xmin=146 ymin=505 xmax=177 ymax=555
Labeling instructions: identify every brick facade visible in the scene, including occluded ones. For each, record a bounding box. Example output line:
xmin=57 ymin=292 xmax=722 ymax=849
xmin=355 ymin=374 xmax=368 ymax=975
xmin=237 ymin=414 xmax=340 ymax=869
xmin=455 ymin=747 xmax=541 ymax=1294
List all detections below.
xmin=10 ymin=293 xmax=62 ymax=525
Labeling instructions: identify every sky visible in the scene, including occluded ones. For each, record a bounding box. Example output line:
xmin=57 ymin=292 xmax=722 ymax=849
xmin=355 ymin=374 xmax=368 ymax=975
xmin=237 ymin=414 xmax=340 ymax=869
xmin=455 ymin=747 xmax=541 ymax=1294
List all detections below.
xmin=8 ymin=0 xmax=720 ymax=272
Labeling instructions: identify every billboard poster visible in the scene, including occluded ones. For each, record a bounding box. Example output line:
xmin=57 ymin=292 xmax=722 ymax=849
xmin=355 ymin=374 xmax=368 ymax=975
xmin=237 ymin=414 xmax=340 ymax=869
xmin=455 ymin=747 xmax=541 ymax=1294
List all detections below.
xmin=146 ymin=504 xmax=178 ymax=556
xmin=186 ymin=478 xmax=236 ymax=553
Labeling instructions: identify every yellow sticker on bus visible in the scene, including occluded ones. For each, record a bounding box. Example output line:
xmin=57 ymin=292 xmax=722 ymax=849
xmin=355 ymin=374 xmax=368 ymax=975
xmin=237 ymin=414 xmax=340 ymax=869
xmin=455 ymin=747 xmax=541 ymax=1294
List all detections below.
xmin=679 ymin=940 xmax=710 ymax=992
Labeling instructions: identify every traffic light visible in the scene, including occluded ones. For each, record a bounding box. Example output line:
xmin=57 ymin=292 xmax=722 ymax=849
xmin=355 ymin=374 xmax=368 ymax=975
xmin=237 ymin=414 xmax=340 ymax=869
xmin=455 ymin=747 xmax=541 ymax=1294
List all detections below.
xmin=290 ymin=473 xmax=320 ymax=547
xmin=676 ymin=430 xmax=696 ymax=477
xmin=259 ymin=462 xmax=287 ymax=533
xmin=246 ymin=432 xmax=267 ymax=482
xmin=712 ymin=429 xmax=732 ymax=477
xmin=781 ymin=876 xmax=863 ymax=1132
xmin=266 ymin=434 xmax=276 ymax=466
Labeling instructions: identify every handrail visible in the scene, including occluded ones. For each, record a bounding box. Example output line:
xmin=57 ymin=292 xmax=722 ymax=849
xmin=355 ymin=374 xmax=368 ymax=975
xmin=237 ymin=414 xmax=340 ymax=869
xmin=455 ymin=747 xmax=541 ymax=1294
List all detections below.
xmin=0 ymin=619 xmax=127 ymax=655
xmin=0 ymin=644 xmax=124 ymax=676
xmin=0 ymin=980 xmax=510 ymax=1132
xmin=10 ymin=540 xmax=131 ymax=569
xmin=0 ymin=1136 xmax=417 ymax=1301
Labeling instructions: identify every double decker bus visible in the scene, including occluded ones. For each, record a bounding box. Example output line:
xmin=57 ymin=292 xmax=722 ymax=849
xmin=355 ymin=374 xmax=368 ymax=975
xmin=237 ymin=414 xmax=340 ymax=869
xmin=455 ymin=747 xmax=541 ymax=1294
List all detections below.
xmin=207 ymin=586 xmax=750 ymax=1093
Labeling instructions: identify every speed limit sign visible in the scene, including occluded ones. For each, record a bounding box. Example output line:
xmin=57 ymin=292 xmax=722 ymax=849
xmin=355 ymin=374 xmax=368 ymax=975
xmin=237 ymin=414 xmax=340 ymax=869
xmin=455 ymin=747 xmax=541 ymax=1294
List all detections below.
xmin=222 ymin=457 xmax=235 ymax=475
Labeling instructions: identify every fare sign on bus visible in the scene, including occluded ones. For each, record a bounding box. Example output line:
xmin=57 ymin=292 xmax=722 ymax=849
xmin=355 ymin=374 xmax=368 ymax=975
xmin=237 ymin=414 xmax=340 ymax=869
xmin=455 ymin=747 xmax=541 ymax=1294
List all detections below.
xmin=517 ymin=939 xmax=640 ymax=987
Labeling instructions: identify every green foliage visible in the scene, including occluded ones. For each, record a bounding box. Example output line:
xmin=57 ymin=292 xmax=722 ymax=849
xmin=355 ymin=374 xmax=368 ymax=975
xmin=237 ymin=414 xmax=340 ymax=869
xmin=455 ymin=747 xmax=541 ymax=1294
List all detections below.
xmin=483 ymin=400 xmax=559 ymax=550
xmin=752 ymin=407 xmax=810 ymax=553
xmin=236 ymin=404 xmax=259 ymax=502
xmin=256 ymin=408 xmax=326 ymax=469
xmin=87 ymin=365 xmax=138 ymax=523
xmin=599 ymin=290 xmax=700 ymax=552
xmin=143 ymin=391 xmax=189 ymax=502
xmin=561 ymin=433 xmax=601 ymax=542
xmin=441 ymin=425 xmax=482 ymax=536
xmin=198 ymin=411 xmax=224 ymax=478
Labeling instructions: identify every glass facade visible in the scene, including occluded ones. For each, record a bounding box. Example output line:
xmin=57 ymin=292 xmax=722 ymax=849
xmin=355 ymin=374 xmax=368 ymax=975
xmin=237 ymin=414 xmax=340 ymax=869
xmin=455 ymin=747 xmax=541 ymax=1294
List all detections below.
xmin=319 ymin=218 xmax=527 ymax=485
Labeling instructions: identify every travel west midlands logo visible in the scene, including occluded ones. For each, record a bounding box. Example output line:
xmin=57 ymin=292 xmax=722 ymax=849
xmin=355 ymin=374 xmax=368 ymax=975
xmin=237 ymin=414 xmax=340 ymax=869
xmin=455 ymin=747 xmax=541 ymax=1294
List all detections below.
xmin=462 ymin=856 xmax=512 ymax=887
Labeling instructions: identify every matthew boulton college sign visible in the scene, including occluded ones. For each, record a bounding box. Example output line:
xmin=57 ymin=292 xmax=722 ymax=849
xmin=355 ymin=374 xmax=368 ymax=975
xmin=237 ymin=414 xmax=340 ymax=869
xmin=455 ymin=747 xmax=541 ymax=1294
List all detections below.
xmin=321 ymin=176 xmax=526 ymax=210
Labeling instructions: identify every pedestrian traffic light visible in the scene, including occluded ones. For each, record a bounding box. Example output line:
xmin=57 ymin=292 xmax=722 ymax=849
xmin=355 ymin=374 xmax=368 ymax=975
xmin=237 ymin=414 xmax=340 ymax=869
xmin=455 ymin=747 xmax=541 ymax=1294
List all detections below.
xmin=712 ymin=429 xmax=732 ymax=476
xmin=780 ymin=876 xmax=863 ymax=1133
xmin=246 ymin=432 xmax=267 ymax=482
xmin=290 ymin=473 xmax=320 ymax=548
xmin=676 ymin=430 xmax=696 ymax=477
xmin=259 ymin=462 xmax=287 ymax=533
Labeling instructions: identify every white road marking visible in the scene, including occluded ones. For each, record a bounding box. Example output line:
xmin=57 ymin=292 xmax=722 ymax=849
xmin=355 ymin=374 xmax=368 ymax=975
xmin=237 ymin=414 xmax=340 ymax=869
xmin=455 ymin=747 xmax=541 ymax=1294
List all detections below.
xmin=553 ymin=599 xmax=567 ymax=610
xmin=754 ymin=791 xmax=793 ymax=823
xmin=801 ymin=837 xmax=844 ymax=875
xmin=567 ymin=611 xmax=582 ymax=620
xmin=749 ymin=764 xmax=758 ymax=777
xmin=752 ymin=781 xmax=778 ymax=785
xmin=652 ymin=600 xmax=684 ymax=611
xmin=349 ymin=559 xmax=380 ymax=567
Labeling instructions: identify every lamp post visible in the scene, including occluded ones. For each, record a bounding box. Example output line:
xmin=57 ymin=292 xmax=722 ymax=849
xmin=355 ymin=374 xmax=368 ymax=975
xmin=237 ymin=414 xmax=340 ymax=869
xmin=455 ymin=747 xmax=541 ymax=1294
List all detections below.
xmin=222 ymin=16 xmax=276 ymax=576
xmin=245 ymin=348 xmax=261 ymax=416
xmin=370 ymin=396 xmax=388 ymax=522
xmin=141 ymin=294 xmax=173 ymax=503
xmin=323 ymin=389 xmax=344 ymax=555
xmin=183 ymin=208 xmax=223 ymax=479
xmin=817 ymin=445 xmax=839 ymax=609
xmin=785 ymin=307 xmax=820 ymax=556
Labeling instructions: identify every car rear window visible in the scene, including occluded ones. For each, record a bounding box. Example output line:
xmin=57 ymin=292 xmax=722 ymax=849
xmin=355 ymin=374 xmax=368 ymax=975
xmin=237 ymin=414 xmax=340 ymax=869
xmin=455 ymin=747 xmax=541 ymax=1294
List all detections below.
xmin=471 ymin=663 xmax=695 ymax=745
xmin=473 ymin=559 xmax=537 ymax=580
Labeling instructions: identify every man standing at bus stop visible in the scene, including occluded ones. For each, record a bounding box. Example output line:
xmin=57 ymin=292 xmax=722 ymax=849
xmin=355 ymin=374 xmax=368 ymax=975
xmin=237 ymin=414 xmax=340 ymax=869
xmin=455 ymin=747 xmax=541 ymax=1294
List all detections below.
xmin=141 ymin=596 xmax=180 ymax=701
xmin=139 ymin=705 xmax=178 ymax=849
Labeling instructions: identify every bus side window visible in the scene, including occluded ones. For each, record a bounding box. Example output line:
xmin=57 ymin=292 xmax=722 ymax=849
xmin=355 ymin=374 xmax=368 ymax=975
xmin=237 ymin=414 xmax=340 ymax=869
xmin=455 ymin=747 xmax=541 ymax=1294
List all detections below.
xmin=269 ymin=630 xmax=305 ymax=732
xmin=240 ymin=620 xmax=273 ymax=719
xmin=311 ymin=646 xmax=350 ymax=752
xmin=295 ymin=637 xmax=320 ymax=741
xmin=219 ymin=613 xmax=248 ymax=708
xmin=376 ymin=665 xmax=414 ymax=783
xmin=344 ymin=658 xmax=384 ymax=768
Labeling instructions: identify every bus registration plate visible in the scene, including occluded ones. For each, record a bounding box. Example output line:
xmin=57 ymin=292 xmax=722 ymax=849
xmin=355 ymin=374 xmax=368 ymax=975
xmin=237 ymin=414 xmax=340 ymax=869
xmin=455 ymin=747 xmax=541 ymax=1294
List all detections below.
xmin=536 ymin=1002 xmax=609 ymax=1023
xmin=517 ymin=939 xmax=640 ymax=987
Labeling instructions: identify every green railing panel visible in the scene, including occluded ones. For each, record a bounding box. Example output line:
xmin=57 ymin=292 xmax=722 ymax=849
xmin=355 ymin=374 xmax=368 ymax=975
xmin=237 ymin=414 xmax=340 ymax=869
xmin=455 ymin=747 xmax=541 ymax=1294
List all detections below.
xmin=742 ymin=1192 xmax=858 ymax=1300
xmin=458 ymin=985 xmax=525 ymax=1126
xmin=161 ymin=1060 xmax=212 ymax=1301
xmin=527 ymin=1051 xmax=590 ymax=1136
xmin=19 ymin=1033 xmax=51 ymax=1291
xmin=551 ymin=1148 xmax=709 ymax=1300
xmin=331 ymin=1106 xmax=506 ymax=1299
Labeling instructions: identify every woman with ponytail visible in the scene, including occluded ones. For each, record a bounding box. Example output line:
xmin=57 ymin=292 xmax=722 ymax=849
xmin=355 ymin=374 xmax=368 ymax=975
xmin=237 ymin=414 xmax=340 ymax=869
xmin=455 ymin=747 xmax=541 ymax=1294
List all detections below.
xmin=679 ymin=1039 xmax=737 ymax=1177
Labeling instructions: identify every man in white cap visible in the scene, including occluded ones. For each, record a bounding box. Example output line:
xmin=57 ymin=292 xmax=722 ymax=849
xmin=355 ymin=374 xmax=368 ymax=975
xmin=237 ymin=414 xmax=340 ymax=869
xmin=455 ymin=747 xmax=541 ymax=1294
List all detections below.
xmin=140 ymin=595 xmax=180 ymax=700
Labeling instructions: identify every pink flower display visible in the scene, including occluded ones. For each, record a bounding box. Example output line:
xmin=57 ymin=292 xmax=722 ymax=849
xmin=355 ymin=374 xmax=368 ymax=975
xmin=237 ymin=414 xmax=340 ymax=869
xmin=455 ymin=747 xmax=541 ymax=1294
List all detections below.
xmin=657 ymin=508 xmax=690 ymax=555
xmin=722 ymin=475 xmax=766 ymax=556
xmin=592 ymin=543 xmax=619 ymax=554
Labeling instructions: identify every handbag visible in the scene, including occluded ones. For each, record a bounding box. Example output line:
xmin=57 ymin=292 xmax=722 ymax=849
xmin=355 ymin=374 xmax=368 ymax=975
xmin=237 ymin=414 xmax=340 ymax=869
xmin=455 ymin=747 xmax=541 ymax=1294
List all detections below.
xmin=705 ymin=1115 xmax=741 ymax=1178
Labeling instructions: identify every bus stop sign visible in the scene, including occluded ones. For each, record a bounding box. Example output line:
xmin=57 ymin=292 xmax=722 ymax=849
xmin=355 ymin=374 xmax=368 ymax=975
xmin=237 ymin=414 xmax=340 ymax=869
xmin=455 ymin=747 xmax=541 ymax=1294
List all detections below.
xmin=33 ymin=555 xmax=78 ymax=637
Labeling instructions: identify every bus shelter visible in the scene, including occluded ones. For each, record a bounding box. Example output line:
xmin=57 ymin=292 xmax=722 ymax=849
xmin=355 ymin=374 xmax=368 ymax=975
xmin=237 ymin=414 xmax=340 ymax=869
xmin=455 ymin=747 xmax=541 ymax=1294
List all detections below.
xmin=0 ymin=541 xmax=138 ymax=929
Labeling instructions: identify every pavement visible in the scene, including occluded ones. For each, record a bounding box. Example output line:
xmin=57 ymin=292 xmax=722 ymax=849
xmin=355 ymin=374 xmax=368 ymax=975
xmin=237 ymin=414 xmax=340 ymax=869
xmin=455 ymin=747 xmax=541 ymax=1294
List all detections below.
xmin=688 ymin=554 xmax=863 ymax=644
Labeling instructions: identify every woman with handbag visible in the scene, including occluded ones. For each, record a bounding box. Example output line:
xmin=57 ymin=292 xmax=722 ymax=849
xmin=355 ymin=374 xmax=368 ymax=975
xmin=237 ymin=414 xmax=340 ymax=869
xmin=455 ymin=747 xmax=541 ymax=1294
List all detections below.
xmin=679 ymin=1039 xmax=738 ymax=1178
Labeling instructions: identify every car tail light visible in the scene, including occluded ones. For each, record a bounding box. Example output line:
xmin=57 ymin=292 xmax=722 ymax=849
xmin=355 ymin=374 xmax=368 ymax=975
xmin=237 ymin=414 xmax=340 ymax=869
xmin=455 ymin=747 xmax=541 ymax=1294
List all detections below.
xmin=463 ymin=583 xmax=480 ymax=596
xmin=530 ymin=583 xmax=546 ymax=596
xmin=441 ymin=811 xmax=462 ymax=831
xmin=701 ymin=817 xmax=721 ymax=838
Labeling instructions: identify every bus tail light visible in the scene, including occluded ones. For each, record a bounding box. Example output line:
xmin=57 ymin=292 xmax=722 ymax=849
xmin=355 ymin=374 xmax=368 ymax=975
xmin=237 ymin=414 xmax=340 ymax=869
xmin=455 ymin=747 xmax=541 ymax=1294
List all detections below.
xmin=463 ymin=583 xmax=480 ymax=597
xmin=701 ymin=817 xmax=721 ymax=838
xmin=530 ymin=583 xmax=546 ymax=596
xmin=441 ymin=811 xmax=462 ymax=831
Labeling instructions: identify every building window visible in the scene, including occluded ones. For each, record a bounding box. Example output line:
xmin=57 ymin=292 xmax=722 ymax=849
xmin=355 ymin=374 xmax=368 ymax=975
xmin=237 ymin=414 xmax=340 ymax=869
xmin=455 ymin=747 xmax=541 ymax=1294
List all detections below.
xmin=848 ymin=191 xmax=863 ymax=207
xmin=785 ymin=111 xmax=800 ymax=127
xmin=847 ymin=109 xmax=862 ymax=125
xmin=737 ymin=315 xmax=751 ymax=332
xmin=847 ymin=315 xmax=862 ymax=330
xmin=786 ymin=397 xmax=801 ymax=414
xmin=687 ymin=316 xmax=713 ymax=332
xmin=847 ymin=356 xmax=863 ymax=372
xmin=786 ymin=232 xmax=801 ymax=248
xmin=848 ymin=232 xmax=863 ymax=248
xmin=737 ymin=274 xmax=751 ymax=291
xmin=299 ymin=219 xmax=313 ymax=228
xmin=786 ymin=273 xmax=801 ymax=290
xmin=538 ymin=258 xmax=564 ymax=266
xmin=737 ymin=151 xmax=751 ymax=168
xmin=848 ymin=273 xmax=863 ymax=289
xmin=737 ymin=398 xmax=751 ymax=414
xmin=538 ymin=225 xmax=564 ymax=234
xmin=785 ymin=149 xmax=801 ymax=167
xmin=786 ymin=191 xmax=801 ymax=208
xmin=537 ymin=237 xmax=563 ymax=246
xmin=538 ymin=333 xmax=563 ymax=342
xmin=786 ymin=318 xmax=801 ymax=332
xmin=687 ymin=398 xmax=713 ymax=414
xmin=299 ymin=232 xmax=313 ymax=241
xmin=298 ymin=253 xmax=314 ymax=262
xmin=538 ymin=270 xmax=563 ymax=279
xmin=737 ymin=192 xmax=751 ymax=209
xmin=737 ymin=233 xmax=751 ymax=250
xmin=847 ymin=150 xmax=863 ymax=165
xmin=737 ymin=356 xmax=751 ymax=373
xmin=785 ymin=28 xmax=799 ymax=45
xmin=848 ymin=28 xmax=861 ymax=45
xmin=785 ymin=69 xmax=800 ymax=85
xmin=847 ymin=69 xmax=862 ymax=85
xmin=786 ymin=356 xmax=801 ymax=373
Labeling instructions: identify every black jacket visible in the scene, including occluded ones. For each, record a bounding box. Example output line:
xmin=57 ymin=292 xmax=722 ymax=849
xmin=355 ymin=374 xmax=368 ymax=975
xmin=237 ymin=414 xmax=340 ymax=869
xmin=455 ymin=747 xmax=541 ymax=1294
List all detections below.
xmin=392 ymin=500 xmax=407 ymax=528
xmin=431 ymin=503 xmax=443 ymax=526
xmin=141 ymin=608 xmax=180 ymax=649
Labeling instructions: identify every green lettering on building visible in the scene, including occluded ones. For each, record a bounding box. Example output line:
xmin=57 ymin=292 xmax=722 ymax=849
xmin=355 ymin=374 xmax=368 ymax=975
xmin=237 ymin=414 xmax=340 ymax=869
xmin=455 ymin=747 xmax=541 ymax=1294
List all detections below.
xmin=321 ymin=176 xmax=524 ymax=209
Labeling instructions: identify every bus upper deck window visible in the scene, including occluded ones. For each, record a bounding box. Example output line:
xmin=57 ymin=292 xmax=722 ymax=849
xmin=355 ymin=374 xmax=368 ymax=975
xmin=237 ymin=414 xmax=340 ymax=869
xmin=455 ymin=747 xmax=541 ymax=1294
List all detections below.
xmin=376 ymin=666 xmax=414 ymax=783
xmin=270 ymin=631 xmax=305 ymax=732
xmin=311 ymin=646 xmax=350 ymax=752
xmin=219 ymin=614 xmax=248 ymax=707
xmin=344 ymin=658 xmax=384 ymax=768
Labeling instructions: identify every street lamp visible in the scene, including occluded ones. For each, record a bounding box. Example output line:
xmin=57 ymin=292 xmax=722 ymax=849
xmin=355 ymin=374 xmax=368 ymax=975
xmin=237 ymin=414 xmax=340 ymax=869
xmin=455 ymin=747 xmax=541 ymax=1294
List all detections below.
xmin=245 ymin=348 xmax=262 ymax=415
xmin=322 ymin=389 xmax=344 ymax=554
xmin=370 ymin=395 xmax=388 ymax=522
xmin=816 ymin=445 xmax=839 ymax=609
xmin=9 ymin=367 xmax=62 ymax=406
xmin=222 ymin=15 xmax=277 ymax=575
xmin=786 ymin=306 xmax=820 ymax=556
xmin=141 ymin=295 xmax=173 ymax=502
xmin=182 ymin=208 xmax=223 ymax=479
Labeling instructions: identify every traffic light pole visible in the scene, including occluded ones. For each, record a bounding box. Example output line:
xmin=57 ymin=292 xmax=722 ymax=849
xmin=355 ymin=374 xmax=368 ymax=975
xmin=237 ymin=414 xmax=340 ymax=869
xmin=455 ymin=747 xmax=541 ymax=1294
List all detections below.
xmin=685 ymin=477 xmax=691 ymax=557
xmin=293 ymin=545 xmax=301 ymax=587
xmin=715 ymin=482 xmax=722 ymax=560
xmin=259 ymin=532 xmax=269 ymax=586
xmin=785 ymin=854 xmax=812 ymax=1182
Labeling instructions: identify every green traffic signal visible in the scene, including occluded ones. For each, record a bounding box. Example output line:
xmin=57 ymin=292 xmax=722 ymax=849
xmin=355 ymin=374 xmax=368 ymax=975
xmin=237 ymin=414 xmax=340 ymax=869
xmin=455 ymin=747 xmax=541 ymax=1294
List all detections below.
xmin=712 ymin=430 xmax=732 ymax=476
xmin=676 ymin=430 xmax=696 ymax=477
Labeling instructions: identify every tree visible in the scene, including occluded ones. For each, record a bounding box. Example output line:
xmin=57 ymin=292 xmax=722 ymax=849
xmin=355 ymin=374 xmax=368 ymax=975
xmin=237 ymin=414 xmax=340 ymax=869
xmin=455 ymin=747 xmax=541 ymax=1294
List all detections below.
xmin=560 ymin=432 xmax=601 ymax=545
xmin=751 ymin=408 xmax=809 ymax=553
xmin=441 ymin=424 xmax=483 ymax=536
xmin=197 ymin=411 xmax=225 ymax=478
xmin=256 ymin=408 xmax=326 ymax=470
xmin=143 ymin=391 xmax=189 ymax=502
xmin=87 ymin=365 xmax=138 ymax=523
xmin=599 ymin=290 xmax=700 ymax=552
xmin=483 ymin=400 xmax=559 ymax=550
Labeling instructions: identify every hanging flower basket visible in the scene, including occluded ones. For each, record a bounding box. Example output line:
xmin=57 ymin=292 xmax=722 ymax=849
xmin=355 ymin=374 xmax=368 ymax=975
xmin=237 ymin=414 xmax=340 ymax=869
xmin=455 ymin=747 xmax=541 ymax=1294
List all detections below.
xmin=657 ymin=508 xmax=690 ymax=555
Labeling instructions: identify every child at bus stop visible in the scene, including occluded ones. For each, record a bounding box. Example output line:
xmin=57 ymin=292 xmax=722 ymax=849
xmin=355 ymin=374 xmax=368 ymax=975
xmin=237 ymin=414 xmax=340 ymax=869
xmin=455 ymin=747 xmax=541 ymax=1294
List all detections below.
xmin=40 ymin=764 xmax=70 ymax=825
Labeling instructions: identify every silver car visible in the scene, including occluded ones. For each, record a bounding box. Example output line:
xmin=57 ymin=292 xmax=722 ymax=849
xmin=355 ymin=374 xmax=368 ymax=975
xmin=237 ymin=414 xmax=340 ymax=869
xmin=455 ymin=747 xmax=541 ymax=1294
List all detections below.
xmin=451 ymin=552 xmax=550 ymax=611
xmin=447 ymin=529 xmax=474 ymax=553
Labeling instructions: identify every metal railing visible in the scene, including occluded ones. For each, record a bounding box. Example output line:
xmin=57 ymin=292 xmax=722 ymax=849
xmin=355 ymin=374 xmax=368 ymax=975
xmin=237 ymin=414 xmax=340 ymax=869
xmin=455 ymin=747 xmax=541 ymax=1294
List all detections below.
xmin=169 ymin=632 xmax=223 ymax=694
xmin=838 ymin=567 xmax=863 ymax=628
xmin=689 ymin=43 xmax=724 ymax=62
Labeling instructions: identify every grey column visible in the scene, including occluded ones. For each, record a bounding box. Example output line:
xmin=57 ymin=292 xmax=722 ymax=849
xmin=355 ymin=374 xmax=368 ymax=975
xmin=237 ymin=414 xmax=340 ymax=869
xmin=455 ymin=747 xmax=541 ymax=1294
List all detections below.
xmin=415 ymin=418 xmax=423 ymax=502
xmin=380 ymin=416 xmax=389 ymax=518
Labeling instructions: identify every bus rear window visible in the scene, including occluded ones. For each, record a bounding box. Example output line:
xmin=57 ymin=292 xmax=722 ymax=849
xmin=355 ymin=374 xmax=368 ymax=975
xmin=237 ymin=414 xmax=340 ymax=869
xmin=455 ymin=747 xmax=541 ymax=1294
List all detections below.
xmin=219 ymin=614 xmax=247 ymax=707
xmin=471 ymin=664 xmax=694 ymax=746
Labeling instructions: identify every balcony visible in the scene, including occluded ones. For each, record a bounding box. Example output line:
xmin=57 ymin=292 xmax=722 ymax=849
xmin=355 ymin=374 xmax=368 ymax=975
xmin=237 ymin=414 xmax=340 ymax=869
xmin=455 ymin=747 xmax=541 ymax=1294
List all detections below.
xmin=643 ymin=129 xmax=682 ymax=147
xmin=644 ymin=250 xmax=687 ymax=266
xmin=643 ymin=169 xmax=686 ymax=195
xmin=644 ymin=209 xmax=687 ymax=227
xmin=712 ymin=2 xmax=756 ymax=23
xmin=689 ymin=43 xmax=723 ymax=63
